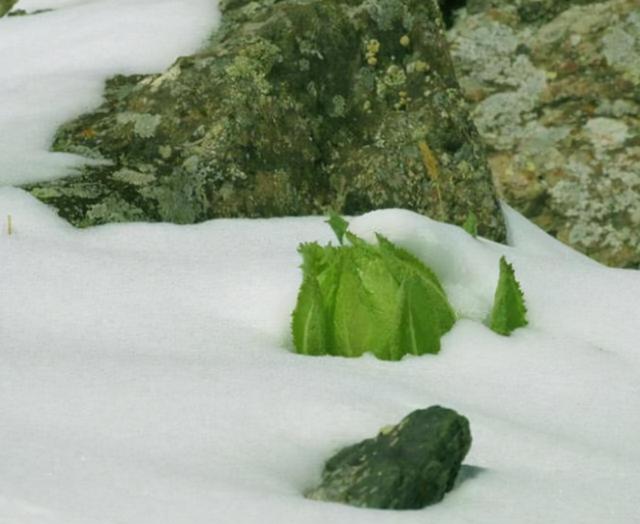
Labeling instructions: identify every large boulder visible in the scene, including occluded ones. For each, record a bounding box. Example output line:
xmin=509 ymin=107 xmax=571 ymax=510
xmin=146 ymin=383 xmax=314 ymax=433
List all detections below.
xmin=25 ymin=0 xmax=506 ymax=241
xmin=306 ymin=406 xmax=472 ymax=509
xmin=448 ymin=0 xmax=640 ymax=267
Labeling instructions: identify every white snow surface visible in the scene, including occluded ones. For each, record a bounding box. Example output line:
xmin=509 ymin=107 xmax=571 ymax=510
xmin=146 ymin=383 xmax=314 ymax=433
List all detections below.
xmin=0 ymin=0 xmax=219 ymax=185
xmin=1 ymin=1 xmax=640 ymax=523
xmin=1 ymin=192 xmax=639 ymax=524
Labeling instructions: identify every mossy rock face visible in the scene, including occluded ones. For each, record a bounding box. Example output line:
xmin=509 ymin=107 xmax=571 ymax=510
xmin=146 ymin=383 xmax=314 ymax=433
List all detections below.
xmin=25 ymin=0 xmax=506 ymax=241
xmin=448 ymin=0 xmax=640 ymax=267
xmin=306 ymin=406 xmax=472 ymax=509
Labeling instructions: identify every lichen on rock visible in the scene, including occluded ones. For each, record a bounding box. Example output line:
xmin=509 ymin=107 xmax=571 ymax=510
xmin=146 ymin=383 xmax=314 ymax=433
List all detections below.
xmin=24 ymin=0 xmax=506 ymax=241
xmin=448 ymin=0 xmax=640 ymax=267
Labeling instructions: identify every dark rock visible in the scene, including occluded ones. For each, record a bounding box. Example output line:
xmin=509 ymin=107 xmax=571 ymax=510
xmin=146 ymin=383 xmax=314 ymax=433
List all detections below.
xmin=436 ymin=0 xmax=468 ymax=28
xmin=25 ymin=0 xmax=506 ymax=242
xmin=7 ymin=8 xmax=53 ymax=17
xmin=306 ymin=406 xmax=472 ymax=509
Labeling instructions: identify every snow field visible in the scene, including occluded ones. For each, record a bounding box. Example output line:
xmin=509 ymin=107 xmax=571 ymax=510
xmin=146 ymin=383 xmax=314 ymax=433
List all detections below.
xmin=1 ymin=188 xmax=639 ymax=523
xmin=0 ymin=0 xmax=219 ymax=185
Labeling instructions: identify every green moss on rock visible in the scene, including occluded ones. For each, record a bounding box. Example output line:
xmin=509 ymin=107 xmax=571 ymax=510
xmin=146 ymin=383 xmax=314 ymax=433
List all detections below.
xmin=25 ymin=0 xmax=506 ymax=241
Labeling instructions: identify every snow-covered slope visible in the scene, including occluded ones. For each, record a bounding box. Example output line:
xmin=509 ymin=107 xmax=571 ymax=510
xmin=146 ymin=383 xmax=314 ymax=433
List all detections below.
xmin=1 ymin=1 xmax=639 ymax=523
xmin=1 ymin=188 xmax=639 ymax=524
xmin=0 ymin=0 xmax=218 ymax=185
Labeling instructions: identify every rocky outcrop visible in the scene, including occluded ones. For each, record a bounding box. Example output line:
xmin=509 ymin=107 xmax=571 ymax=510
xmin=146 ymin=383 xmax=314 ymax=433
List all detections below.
xmin=448 ymin=0 xmax=640 ymax=267
xmin=25 ymin=0 xmax=506 ymax=241
xmin=306 ymin=406 xmax=472 ymax=509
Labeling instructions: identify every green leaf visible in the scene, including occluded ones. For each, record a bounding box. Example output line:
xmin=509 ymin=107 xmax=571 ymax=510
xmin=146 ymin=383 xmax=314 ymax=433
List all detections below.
xmin=395 ymin=275 xmax=456 ymax=358
xmin=333 ymin=251 xmax=378 ymax=358
xmin=463 ymin=211 xmax=478 ymax=237
xmin=351 ymin=245 xmax=403 ymax=359
xmin=344 ymin=230 xmax=369 ymax=248
xmin=315 ymin=248 xmax=345 ymax=353
xmin=326 ymin=213 xmax=349 ymax=245
xmin=375 ymin=233 xmax=445 ymax=293
xmin=489 ymin=256 xmax=528 ymax=336
xmin=298 ymin=242 xmax=328 ymax=278
xmin=291 ymin=220 xmax=458 ymax=360
xmin=291 ymin=276 xmax=329 ymax=356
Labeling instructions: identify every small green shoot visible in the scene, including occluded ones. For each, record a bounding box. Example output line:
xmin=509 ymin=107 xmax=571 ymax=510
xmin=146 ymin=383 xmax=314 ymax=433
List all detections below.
xmin=489 ymin=256 xmax=528 ymax=336
xmin=463 ymin=211 xmax=478 ymax=237
xmin=326 ymin=212 xmax=349 ymax=245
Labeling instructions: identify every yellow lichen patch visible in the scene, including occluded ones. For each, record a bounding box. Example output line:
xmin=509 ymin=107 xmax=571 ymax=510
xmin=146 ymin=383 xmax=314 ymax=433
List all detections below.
xmin=158 ymin=145 xmax=173 ymax=159
xmin=365 ymin=39 xmax=380 ymax=67
xmin=418 ymin=140 xmax=443 ymax=209
xmin=379 ymin=425 xmax=395 ymax=436
xmin=394 ymin=90 xmax=411 ymax=110
xmin=79 ymin=128 xmax=96 ymax=139
xmin=407 ymin=60 xmax=429 ymax=74
xmin=399 ymin=34 xmax=410 ymax=47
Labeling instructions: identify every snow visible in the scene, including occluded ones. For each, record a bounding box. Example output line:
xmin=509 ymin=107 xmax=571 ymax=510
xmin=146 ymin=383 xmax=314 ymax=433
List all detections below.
xmin=1 ymin=1 xmax=640 ymax=523
xmin=1 ymin=190 xmax=639 ymax=523
xmin=0 ymin=0 xmax=219 ymax=185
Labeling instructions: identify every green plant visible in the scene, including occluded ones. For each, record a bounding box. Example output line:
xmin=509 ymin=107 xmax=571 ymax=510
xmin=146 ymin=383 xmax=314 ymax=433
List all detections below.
xmin=463 ymin=211 xmax=478 ymax=237
xmin=291 ymin=215 xmax=456 ymax=360
xmin=489 ymin=256 xmax=528 ymax=335
xmin=0 ymin=0 xmax=19 ymax=18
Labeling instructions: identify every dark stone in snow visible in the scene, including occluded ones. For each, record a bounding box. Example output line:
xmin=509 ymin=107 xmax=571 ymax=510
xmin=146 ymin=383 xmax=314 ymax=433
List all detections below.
xmin=306 ymin=405 xmax=472 ymax=509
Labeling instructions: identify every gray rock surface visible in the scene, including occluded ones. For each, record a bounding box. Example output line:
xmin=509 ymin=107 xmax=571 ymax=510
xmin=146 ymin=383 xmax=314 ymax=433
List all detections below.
xmin=24 ymin=0 xmax=506 ymax=241
xmin=306 ymin=406 xmax=472 ymax=509
xmin=448 ymin=0 xmax=640 ymax=267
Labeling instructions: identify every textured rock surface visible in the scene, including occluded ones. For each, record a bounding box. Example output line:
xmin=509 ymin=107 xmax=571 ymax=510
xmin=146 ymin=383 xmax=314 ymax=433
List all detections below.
xmin=448 ymin=0 xmax=640 ymax=267
xmin=306 ymin=406 xmax=472 ymax=509
xmin=0 ymin=0 xmax=18 ymax=18
xmin=25 ymin=0 xmax=506 ymax=241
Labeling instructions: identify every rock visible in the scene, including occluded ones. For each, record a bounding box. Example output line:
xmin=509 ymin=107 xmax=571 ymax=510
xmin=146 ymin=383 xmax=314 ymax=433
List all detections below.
xmin=436 ymin=0 xmax=469 ymax=28
xmin=306 ymin=406 xmax=472 ymax=509
xmin=448 ymin=0 xmax=640 ymax=267
xmin=6 ymin=8 xmax=53 ymax=17
xmin=0 ymin=0 xmax=18 ymax=18
xmin=465 ymin=0 xmax=601 ymax=22
xmin=25 ymin=0 xmax=506 ymax=242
